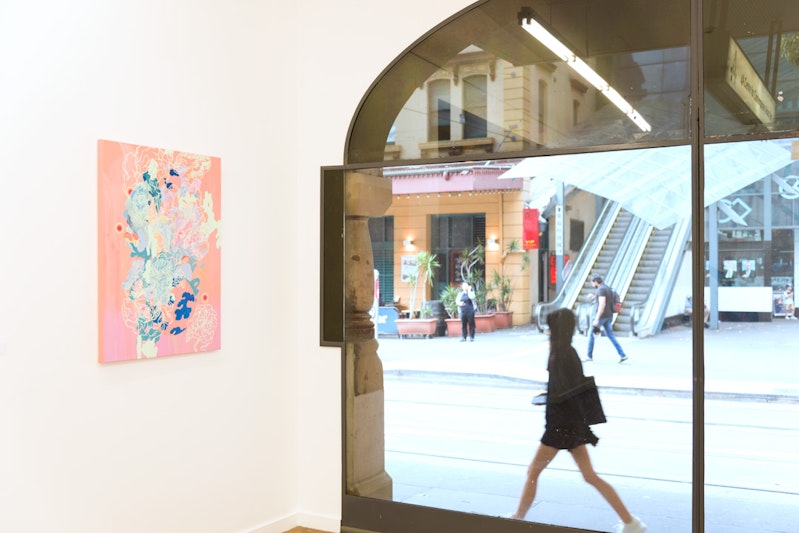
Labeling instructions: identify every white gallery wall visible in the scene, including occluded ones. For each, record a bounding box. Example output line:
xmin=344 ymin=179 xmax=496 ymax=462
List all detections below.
xmin=294 ymin=0 xmax=471 ymax=526
xmin=0 ymin=0 xmax=470 ymax=532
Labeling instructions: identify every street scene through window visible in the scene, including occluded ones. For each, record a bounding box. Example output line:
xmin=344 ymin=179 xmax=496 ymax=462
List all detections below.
xmin=336 ymin=1 xmax=799 ymax=532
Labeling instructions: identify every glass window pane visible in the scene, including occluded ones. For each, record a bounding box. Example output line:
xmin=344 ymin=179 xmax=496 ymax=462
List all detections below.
xmin=463 ymin=75 xmax=488 ymax=139
xmin=450 ymin=215 xmax=475 ymax=248
xmin=335 ymin=3 xmax=799 ymax=533
xmin=347 ymin=0 xmax=691 ymax=164
xmin=428 ymin=79 xmax=452 ymax=142
xmin=343 ymin=145 xmax=693 ymax=531
xmin=704 ymin=1 xmax=799 ymax=137
xmin=703 ymin=138 xmax=799 ymax=532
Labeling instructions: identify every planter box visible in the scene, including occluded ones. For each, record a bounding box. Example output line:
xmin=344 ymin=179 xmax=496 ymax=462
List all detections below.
xmin=494 ymin=311 xmax=513 ymax=329
xmin=396 ymin=318 xmax=438 ymax=339
xmin=444 ymin=315 xmax=496 ymax=335
xmin=475 ymin=314 xmax=496 ymax=333
xmin=445 ymin=318 xmax=461 ymax=337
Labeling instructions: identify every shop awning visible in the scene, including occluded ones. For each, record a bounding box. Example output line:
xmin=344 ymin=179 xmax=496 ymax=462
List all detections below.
xmin=500 ymin=141 xmax=792 ymax=229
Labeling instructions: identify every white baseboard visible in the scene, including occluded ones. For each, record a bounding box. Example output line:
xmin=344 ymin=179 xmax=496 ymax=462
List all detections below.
xmin=294 ymin=510 xmax=340 ymax=532
xmin=245 ymin=511 xmax=340 ymax=533
xmin=245 ymin=513 xmax=295 ymax=533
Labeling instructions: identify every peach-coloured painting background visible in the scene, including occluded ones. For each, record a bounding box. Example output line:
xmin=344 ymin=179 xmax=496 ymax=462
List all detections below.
xmin=98 ymin=140 xmax=221 ymax=363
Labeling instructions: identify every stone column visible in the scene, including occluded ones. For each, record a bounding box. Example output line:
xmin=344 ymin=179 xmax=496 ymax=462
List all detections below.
xmin=344 ymin=172 xmax=393 ymax=499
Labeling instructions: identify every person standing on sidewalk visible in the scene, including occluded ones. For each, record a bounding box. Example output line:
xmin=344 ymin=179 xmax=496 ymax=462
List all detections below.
xmin=783 ymin=284 xmax=795 ymax=319
xmin=511 ymin=308 xmax=646 ymax=533
xmin=587 ymin=274 xmax=628 ymax=363
xmin=457 ymin=281 xmax=476 ymax=342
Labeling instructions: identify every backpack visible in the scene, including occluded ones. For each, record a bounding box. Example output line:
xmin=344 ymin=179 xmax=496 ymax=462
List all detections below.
xmin=611 ymin=289 xmax=622 ymax=313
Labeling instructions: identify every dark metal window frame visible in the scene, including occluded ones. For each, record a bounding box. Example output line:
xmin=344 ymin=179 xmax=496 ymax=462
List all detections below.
xmin=320 ymin=1 xmax=799 ymax=531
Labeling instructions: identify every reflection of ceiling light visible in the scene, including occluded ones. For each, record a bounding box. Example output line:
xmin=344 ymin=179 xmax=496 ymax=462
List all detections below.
xmin=519 ymin=15 xmax=652 ymax=132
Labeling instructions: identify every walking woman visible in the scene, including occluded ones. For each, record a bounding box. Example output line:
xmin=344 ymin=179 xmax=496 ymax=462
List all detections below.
xmin=511 ymin=308 xmax=646 ymax=533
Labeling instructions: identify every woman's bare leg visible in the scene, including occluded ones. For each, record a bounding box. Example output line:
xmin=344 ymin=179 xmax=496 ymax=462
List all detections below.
xmin=570 ymin=445 xmax=633 ymax=523
xmin=511 ymin=444 xmax=559 ymax=519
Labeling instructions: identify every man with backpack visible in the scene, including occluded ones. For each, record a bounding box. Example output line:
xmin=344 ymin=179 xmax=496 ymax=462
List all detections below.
xmin=586 ymin=274 xmax=629 ymax=363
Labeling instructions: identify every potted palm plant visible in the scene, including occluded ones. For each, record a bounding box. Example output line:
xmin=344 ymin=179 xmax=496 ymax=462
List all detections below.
xmin=416 ymin=250 xmax=440 ymax=315
xmin=396 ymin=251 xmax=440 ymax=338
xmin=439 ymin=284 xmax=462 ymax=337
xmin=489 ymin=268 xmax=514 ymax=329
xmin=488 ymin=239 xmax=529 ymax=329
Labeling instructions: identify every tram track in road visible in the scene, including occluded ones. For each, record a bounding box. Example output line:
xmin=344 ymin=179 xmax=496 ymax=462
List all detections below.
xmin=385 ymin=448 xmax=799 ymax=499
xmin=384 ymin=374 xmax=799 ymax=497
xmin=385 ymin=369 xmax=799 ymax=404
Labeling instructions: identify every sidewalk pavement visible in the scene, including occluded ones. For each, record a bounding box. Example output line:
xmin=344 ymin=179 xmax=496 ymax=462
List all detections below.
xmin=378 ymin=319 xmax=799 ymax=399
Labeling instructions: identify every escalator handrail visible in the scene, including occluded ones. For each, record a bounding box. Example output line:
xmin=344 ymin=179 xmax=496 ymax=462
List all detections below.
xmin=534 ymin=201 xmax=621 ymax=331
xmin=630 ymin=216 xmax=692 ymax=336
xmin=606 ymin=218 xmax=653 ymax=326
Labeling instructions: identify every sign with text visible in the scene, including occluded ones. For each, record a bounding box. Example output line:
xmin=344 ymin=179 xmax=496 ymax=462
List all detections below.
xmin=555 ymin=205 xmax=564 ymax=255
xmin=400 ymin=255 xmax=418 ymax=283
xmin=523 ymin=208 xmax=540 ymax=249
xmin=725 ymin=37 xmax=775 ymax=127
xmin=549 ymin=254 xmax=570 ymax=285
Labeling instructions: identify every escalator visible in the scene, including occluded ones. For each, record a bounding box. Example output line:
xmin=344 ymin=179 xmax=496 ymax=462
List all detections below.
xmin=533 ymin=200 xmax=622 ymax=330
xmin=621 ymin=215 xmax=691 ymax=337
xmin=573 ymin=209 xmax=634 ymax=314
xmin=614 ymin=225 xmax=675 ymax=336
xmin=536 ymin=201 xmax=691 ymax=337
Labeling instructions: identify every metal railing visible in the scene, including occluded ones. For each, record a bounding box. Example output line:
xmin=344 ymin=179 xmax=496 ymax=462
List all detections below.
xmin=535 ymin=207 xmax=692 ymax=337
xmin=534 ymin=201 xmax=621 ymax=332
xmin=628 ymin=216 xmax=692 ymax=337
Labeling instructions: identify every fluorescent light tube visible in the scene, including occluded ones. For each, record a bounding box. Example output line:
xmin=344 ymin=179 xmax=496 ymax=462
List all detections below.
xmin=521 ymin=18 xmax=652 ymax=132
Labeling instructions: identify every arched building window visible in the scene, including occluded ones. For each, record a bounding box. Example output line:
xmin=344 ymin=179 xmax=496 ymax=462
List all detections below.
xmin=428 ymin=79 xmax=452 ymax=142
xmin=463 ymin=74 xmax=487 ymax=138
xmin=325 ymin=1 xmax=799 ymax=532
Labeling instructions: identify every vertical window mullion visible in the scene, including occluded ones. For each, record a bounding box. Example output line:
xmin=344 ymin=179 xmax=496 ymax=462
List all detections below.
xmin=691 ymin=0 xmax=706 ymax=532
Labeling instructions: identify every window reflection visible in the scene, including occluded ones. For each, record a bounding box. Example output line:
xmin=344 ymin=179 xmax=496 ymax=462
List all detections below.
xmin=389 ymin=41 xmax=690 ymax=160
xmin=347 ymin=1 xmax=691 ymax=164
xmin=704 ymin=0 xmax=799 ymax=136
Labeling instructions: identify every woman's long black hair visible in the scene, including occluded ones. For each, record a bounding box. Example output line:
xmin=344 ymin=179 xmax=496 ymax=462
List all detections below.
xmin=546 ymin=308 xmax=576 ymax=369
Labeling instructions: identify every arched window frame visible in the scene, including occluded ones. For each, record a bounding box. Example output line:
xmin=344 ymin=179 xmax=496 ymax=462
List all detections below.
xmin=322 ymin=1 xmax=799 ymax=531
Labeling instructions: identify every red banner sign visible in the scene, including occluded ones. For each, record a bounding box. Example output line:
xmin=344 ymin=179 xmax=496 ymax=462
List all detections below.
xmin=549 ymin=254 xmax=570 ymax=285
xmin=523 ymin=208 xmax=540 ymax=250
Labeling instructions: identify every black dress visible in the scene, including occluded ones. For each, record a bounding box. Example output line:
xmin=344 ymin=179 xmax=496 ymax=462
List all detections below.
xmin=540 ymin=346 xmax=605 ymax=450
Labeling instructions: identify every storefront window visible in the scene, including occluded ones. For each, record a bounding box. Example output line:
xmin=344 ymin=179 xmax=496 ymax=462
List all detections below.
xmin=326 ymin=1 xmax=799 ymax=532
xmin=342 ymin=148 xmax=695 ymax=531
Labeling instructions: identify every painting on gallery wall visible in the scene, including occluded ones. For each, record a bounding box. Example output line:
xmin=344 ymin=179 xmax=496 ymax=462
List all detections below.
xmin=98 ymin=140 xmax=221 ymax=363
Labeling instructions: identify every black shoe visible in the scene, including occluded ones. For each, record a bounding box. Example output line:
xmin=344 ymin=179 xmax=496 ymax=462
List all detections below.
xmin=619 ymin=356 xmax=629 ymax=363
